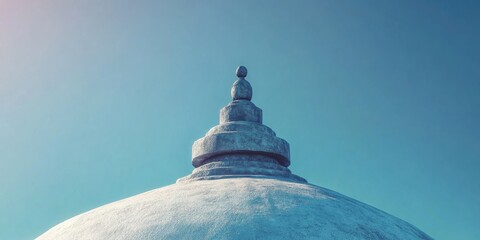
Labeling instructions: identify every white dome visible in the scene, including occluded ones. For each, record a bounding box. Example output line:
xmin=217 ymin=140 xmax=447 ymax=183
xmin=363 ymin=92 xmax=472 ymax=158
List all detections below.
xmin=38 ymin=67 xmax=432 ymax=239
xmin=38 ymin=177 xmax=431 ymax=240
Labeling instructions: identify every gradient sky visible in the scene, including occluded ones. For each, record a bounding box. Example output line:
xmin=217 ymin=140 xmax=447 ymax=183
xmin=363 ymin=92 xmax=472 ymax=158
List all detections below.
xmin=1 ymin=1 xmax=479 ymax=239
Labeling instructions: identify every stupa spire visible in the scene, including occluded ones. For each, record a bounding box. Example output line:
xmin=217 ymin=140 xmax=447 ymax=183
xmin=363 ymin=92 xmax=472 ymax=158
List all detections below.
xmin=178 ymin=66 xmax=305 ymax=183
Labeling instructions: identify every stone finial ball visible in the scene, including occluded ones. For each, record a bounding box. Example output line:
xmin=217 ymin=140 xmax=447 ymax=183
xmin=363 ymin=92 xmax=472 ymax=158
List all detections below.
xmin=236 ymin=66 xmax=248 ymax=78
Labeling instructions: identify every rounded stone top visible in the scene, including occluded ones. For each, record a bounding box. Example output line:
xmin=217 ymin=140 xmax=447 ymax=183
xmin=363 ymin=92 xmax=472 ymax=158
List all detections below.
xmin=236 ymin=66 xmax=248 ymax=78
xmin=231 ymin=67 xmax=252 ymax=100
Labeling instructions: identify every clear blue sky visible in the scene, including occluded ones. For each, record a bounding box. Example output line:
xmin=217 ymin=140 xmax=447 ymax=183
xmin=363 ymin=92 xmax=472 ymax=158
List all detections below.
xmin=1 ymin=1 xmax=479 ymax=239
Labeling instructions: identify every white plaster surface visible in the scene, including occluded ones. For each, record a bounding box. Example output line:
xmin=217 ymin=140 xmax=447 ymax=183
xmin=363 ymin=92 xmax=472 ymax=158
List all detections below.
xmin=38 ymin=177 xmax=432 ymax=240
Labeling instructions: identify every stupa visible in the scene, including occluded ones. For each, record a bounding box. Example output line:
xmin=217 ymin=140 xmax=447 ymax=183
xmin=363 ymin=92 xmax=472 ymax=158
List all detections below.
xmin=38 ymin=66 xmax=433 ymax=239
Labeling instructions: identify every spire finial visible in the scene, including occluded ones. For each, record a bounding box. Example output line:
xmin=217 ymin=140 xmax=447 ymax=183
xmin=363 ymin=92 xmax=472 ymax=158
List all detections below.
xmin=236 ymin=66 xmax=248 ymax=78
xmin=231 ymin=66 xmax=252 ymax=100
